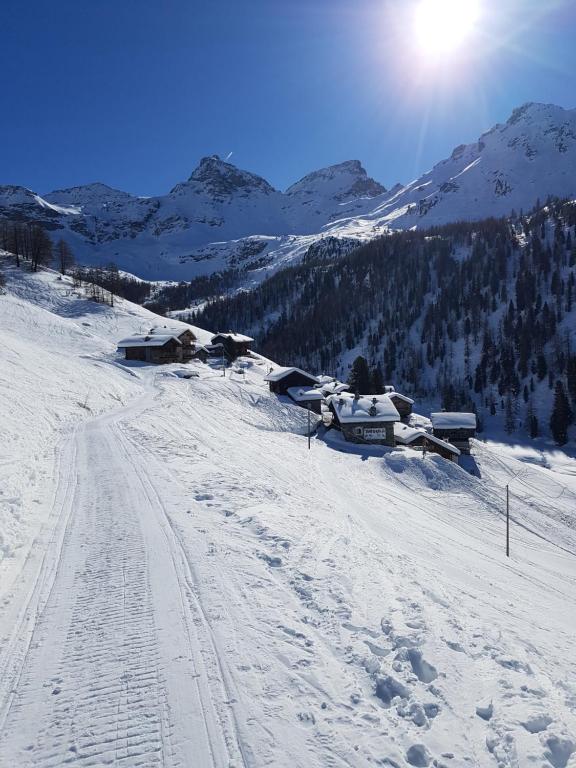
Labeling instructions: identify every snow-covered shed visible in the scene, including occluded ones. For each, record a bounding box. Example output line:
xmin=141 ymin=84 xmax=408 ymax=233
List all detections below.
xmin=387 ymin=391 xmax=415 ymax=420
xmin=319 ymin=379 xmax=350 ymax=397
xmin=327 ymin=394 xmax=400 ymax=446
xmin=430 ymin=412 xmax=477 ymax=455
xmin=117 ymin=333 xmax=183 ymax=364
xmin=394 ymin=423 xmax=460 ymax=462
xmin=264 ymin=366 xmax=320 ymax=395
xmin=286 ymin=386 xmax=325 ymax=414
xmin=211 ymin=332 xmax=254 ymax=360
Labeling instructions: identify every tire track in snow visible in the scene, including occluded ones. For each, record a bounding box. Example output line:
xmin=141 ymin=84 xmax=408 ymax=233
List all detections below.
xmin=0 ymin=390 xmax=238 ymax=768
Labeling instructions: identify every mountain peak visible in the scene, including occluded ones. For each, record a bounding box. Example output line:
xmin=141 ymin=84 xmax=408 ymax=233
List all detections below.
xmin=286 ymin=160 xmax=386 ymax=201
xmin=174 ymin=156 xmax=276 ymax=199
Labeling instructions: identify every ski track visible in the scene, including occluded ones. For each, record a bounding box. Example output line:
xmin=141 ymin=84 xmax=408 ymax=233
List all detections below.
xmin=0 ymin=388 xmax=246 ymax=768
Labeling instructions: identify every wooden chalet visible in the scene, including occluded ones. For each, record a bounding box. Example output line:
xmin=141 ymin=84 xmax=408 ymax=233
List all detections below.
xmin=327 ymin=393 xmax=400 ymax=446
xmin=394 ymin=423 xmax=460 ymax=462
xmin=286 ymin=386 xmax=325 ymax=414
xmin=149 ymin=325 xmax=197 ymax=361
xmin=117 ymin=333 xmax=183 ymax=364
xmin=211 ymin=332 xmax=254 ymax=360
xmin=430 ymin=412 xmax=477 ymax=455
xmin=264 ymin=366 xmax=320 ymax=395
xmin=387 ymin=391 xmax=415 ymax=420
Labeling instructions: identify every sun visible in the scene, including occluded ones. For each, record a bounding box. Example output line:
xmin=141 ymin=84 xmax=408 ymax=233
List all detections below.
xmin=414 ymin=0 xmax=481 ymax=57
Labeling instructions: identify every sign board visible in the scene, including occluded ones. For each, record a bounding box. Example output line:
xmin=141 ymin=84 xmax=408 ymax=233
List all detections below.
xmin=363 ymin=428 xmax=388 ymax=440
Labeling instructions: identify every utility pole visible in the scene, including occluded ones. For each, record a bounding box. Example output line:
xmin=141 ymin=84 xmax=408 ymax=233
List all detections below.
xmin=307 ymin=402 xmax=311 ymax=450
xmin=506 ymin=483 xmax=510 ymax=558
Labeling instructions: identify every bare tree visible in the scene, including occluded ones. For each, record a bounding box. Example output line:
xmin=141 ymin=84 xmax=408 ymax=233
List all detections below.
xmin=28 ymin=224 xmax=52 ymax=272
xmin=55 ymin=238 xmax=75 ymax=275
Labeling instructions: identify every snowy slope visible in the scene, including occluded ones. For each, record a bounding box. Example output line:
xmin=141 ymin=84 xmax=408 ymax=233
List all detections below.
xmin=0 ymin=265 xmax=575 ymax=766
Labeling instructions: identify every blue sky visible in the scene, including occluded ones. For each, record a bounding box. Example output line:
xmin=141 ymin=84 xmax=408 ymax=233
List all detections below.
xmin=1 ymin=0 xmax=575 ymax=196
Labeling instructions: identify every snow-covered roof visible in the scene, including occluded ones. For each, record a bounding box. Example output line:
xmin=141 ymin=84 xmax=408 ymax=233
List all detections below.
xmin=394 ymin=423 xmax=460 ymax=455
xmin=150 ymin=324 xmax=196 ymax=338
xmin=394 ymin=423 xmax=424 ymax=444
xmin=263 ymin=366 xmax=319 ymax=383
xmin=212 ymin=332 xmax=254 ymax=343
xmin=320 ymin=381 xmax=350 ymax=396
xmin=117 ymin=333 xmax=181 ymax=348
xmin=327 ymin=394 xmax=400 ymax=423
xmin=430 ymin=412 xmax=477 ymax=430
xmin=388 ymin=391 xmax=415 ymax=405
xmin=287 ymin=386 xmax=325 ymax=402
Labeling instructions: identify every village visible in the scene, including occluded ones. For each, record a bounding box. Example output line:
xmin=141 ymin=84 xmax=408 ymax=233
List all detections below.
xmin=117 ymin=324 xmax=477 ymax=464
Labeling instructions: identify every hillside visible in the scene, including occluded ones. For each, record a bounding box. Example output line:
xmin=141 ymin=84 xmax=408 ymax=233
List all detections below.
xmin=2 ymin=103 xmax=576 ymax=282
xmin=193 ymin=199 xmax=576 ymax=445
xmin=1 ymin=265 xmax=576 ymax=766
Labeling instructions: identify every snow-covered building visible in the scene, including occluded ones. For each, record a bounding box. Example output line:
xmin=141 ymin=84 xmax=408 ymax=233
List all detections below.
xmin=264 ymin=366 xmax=320 ymax=395
xmin=394 ymin=423 xmax=460 ymax=462
xmin=387 ymin=391 xmax=415 ymax=420
xmin=118 ymin=325 xmax=198 ymax=364
xmin=327 ymin=394 xmax=400 ymax=446
xmin=430 ymin=412 xmax=477 ymax=455
xmin=211 ymin=332 xmax=254 ymax=360
xmin=286 ymin=386 xmax=325 ymax=414
xmin=117 ymin=333 xmax=184 ymax=364
xmin=318 ymin=379 xmax=350 ymax=397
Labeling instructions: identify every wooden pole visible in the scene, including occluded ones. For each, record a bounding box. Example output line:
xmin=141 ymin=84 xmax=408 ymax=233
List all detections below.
xmin=506 ymin=483 xmax=510 ymax=558
xmin=307 ymin=402 xmax=311 ymax=450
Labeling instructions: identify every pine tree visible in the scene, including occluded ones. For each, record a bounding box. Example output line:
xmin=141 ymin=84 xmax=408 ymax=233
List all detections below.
xmin=504 ymin=393 xmax=516 ymax=434
xmin=550 ymin=380 xmax=573 ymax=445
xmin=348 ymin=356 xmax=371 ymax=394
xmin=370 ymin=363 xmax=384 ymax=394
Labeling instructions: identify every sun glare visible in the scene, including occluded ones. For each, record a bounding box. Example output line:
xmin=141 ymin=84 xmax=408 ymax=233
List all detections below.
xmin=414 ymin=0 xmax=481 ymax=57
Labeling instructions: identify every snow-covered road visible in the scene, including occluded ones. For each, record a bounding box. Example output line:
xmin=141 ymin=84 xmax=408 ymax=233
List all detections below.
xmin=0 ymin=388 xmax=248 ymax=767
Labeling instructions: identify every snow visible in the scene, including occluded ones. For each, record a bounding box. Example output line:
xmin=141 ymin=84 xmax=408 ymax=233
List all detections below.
xmin=1 ymin=266 xmax=576 ymax=766
xmin=430 ymin=412 xmax=477 ymax=430
xmin=328 ymin=393 xmax=400 ymax=422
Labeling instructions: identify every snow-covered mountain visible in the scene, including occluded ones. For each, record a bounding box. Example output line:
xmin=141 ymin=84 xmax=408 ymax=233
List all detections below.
xmin=2 ymin=102 xmax=576 ymax=280
xmin=349 ymin=102 xmax=576 ymax=233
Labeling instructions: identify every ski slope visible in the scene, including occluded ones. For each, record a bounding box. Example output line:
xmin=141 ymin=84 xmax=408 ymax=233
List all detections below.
xmin=0 ymin=266 xmax=575 ymax=767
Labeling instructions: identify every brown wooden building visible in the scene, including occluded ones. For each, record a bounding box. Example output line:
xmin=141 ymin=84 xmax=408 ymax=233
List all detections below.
xmin=394 ymin=423 xmax=460 ymax=462
xmin=211 ymin=332 xmax=254 ymax=360
xmin=286 ymin=386 xmax=325 ymax=414
xmin=264 ymin=366 xmax=320 ymax=395
xmin=430 ymin=412 xmax=477 ymax=455
xmin=148 ymin=326 xmax=197 ymax=361
xmin=117 ymin=333 xmax=183 ymax=364
xmin=388 ymin=391 xmax=415 ymax=420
